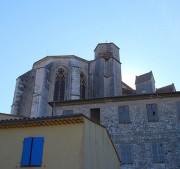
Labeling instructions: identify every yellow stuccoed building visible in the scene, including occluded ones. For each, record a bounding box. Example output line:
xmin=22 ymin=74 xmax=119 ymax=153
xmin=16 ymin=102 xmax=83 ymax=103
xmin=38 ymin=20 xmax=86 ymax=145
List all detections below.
xmin=0 ymin=114 xmax=120 ymax=169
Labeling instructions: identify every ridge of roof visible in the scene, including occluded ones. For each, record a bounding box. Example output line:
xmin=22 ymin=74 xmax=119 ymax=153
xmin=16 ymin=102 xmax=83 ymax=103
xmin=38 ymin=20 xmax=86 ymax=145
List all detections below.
xmin=0 ymin=113 xmax=109 ymax=131
xmin=33 ymin=55 xmax=89 ymax=68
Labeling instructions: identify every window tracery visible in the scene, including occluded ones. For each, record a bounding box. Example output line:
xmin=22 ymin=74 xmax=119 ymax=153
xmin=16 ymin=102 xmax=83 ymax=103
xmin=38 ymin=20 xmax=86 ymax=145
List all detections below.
xmin=80 ymin=73 xmax=86 ymax=99
xmin=54 ymin=68 xmax=66 ymax=101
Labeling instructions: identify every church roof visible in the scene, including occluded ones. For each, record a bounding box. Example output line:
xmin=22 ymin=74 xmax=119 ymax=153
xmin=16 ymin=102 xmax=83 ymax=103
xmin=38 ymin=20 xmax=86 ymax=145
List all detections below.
xmin=122 ymin=82 xmax=135 ymax=95
xmin=135 ymin=71 xmax=154 ymax=84
xmin=94 ymin=42 xmax=119 ymax=51
xmin=156 ymin=83 xmax=176 ymax=93
xmin=33 ymin=55 xmax=89 ymax=69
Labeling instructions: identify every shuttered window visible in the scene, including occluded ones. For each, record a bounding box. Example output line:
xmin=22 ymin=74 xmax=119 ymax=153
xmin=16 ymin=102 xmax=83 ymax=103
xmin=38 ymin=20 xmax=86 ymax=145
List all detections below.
xmin=176 ymin=101 xmax=180 ymax=119
xmin=63 ymin=110 xmax=73 ymax=115
xmin=21 ymin=137 xmax=44 ymax=166
xmin=152 ymin=142 xmax=165 ymax=163
xmin=146 ymin=104 xmax=159 ymax=122
xmin=120 ymin=144 xmax=133 ymax=164
xmin=118 ymin=106 xmax=130 ymax=123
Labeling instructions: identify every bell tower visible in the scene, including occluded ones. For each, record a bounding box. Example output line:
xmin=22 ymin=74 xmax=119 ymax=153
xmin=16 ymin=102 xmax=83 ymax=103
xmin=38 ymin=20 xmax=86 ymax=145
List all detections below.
xmin=91 ymin=43 xmax=122 ymax=98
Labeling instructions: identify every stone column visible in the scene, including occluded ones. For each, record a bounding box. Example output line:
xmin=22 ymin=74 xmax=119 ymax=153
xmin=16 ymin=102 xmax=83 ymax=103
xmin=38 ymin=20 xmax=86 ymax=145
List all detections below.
xmin=69 ymin=66 xmax=81 ymax=100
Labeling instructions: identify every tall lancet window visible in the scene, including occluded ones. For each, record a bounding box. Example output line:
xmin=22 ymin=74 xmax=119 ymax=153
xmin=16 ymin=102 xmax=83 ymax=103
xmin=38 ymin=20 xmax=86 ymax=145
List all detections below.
xmin=80 ymin=73 xmax=86 ymax=99
xmin=54 ymin=68 xmax=66 ymax=101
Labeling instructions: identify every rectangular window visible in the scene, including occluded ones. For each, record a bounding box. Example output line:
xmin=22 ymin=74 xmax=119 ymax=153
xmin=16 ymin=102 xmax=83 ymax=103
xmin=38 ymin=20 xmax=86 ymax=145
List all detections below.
xmin=176 ymin=101 xmax=180 ymax=120
xmin=90 ymin=108 xmax=100 ymax=124
xmin=21 ymin=137 xmax=44 ymax=166
xmin=118 ymin=106 xmax=130 ymax=123
xmin=152 ymin=142 xmax=165 ymax=163
xmin=119 ymin=144 xmax=133 ymax=164
xmin=63 ymin=110 xmax=73 ymax=115
xmin=146 ymin=104 xmax=159 ymax=122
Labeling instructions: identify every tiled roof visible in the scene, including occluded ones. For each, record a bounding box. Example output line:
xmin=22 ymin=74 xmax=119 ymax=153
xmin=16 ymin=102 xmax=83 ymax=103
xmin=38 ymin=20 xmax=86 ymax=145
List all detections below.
xmin=0 ymin=114 xmax=85 ymax=129
xmin=48 ymin=91 xmax=180 ymax=107
xmin=135 ymin=71 xmax=154 ymax=84
xmin=122 ymin=81 xmax=134 ymax=91
xmin=156 ymin=83 xmax=176 ymax=93
xmin=122 ymin=82 xmax=135 ymax=95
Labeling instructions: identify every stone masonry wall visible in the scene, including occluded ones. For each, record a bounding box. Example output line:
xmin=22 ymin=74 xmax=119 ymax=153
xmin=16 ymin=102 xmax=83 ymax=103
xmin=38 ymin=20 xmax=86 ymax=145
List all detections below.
xmin=11 ymin=70 xmax=36 ymax=117
xmin=136 ymin=79 xmax=156 ymax=94
xmin=54 ymin=96 xmax=180 ymax=169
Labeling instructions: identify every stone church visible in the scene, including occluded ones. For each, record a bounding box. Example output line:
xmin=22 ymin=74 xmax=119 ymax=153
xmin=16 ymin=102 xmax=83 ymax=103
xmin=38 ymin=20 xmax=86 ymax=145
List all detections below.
xmin=11 ymin=43 xmax=180 ymax=169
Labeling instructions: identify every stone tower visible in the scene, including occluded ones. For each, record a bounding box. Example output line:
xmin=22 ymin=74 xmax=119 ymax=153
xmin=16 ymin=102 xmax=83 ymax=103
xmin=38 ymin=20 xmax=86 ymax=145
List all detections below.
xmin=89 ymin=43 xmax=122 ymax=98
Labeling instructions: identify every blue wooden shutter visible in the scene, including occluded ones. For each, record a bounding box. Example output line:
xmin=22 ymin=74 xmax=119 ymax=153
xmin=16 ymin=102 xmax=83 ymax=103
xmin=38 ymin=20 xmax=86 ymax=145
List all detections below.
xmin=119 ymin=106 xmax=130 ymax=123
xmin=152 ymin=104 xmax=159 ymax=121
xmin=30 ymin=137 xmax=44 ymax=166
xmin=152 ymin=142 xmax=158 ymax=162
xmin=118 ymin=106 xmax=124 ymax=123
xmin=120 ymin=144 xmax=132 ymax=164
xmin=124 ymin=106 xmax=130 ymax=122
xmin=157 ymin=143 xmax=164 ymax=162
xmin=176 ymin=101 xmax=180 ymax=119
xmin=147 ymin=104 xmax=153 ymax=122
xmin=152 ymin=142 xmax=164 ymax=162
xmin=121 ymin=144 xmax=126 ymax=163
xmin=21 ymin=137 xmax=32 ymax=166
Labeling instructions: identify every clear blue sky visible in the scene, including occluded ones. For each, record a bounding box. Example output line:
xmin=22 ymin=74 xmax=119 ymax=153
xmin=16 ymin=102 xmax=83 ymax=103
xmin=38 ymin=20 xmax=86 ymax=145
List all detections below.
xmin=0 ymin=0 xmax=180 ymax=113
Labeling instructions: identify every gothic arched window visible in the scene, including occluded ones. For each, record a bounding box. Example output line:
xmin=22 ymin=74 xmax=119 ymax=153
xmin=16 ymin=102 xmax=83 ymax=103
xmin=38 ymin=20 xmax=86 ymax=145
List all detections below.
xmin=80 ymin=73 xmax=86 ymax=99
xmin=54 ymin=68 xmax=66 ymax=101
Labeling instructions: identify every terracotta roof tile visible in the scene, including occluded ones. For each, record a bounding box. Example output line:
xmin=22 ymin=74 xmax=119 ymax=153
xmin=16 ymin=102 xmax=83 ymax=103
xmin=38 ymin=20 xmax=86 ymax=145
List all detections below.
xmin=135 ymin=71 xmax=154 ymax=84
xmin=156 ymin=83 xmax=176 ymax=93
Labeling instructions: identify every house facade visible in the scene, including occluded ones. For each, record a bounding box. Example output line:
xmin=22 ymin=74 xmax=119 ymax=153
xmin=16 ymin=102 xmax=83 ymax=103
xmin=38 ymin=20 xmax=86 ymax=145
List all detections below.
xmin=0 ymin=114 xmax=120 ymax=169
xmin=50 ymin=93 xmax=180 ymax=169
